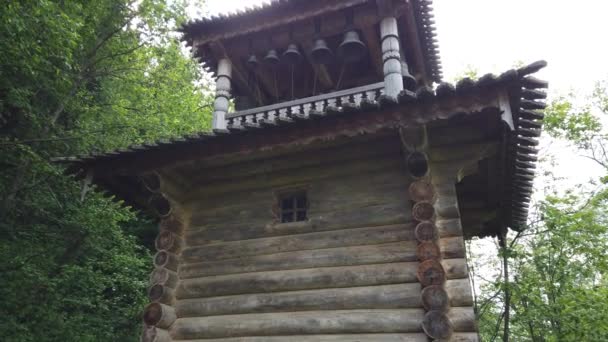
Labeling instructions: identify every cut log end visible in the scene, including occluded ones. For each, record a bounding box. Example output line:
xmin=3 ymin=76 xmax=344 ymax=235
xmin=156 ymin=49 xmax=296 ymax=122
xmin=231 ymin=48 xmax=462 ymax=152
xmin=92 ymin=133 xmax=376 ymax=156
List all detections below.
xmin=407 ymin=152 xmax=429 ymax=178
xmin=149 ymin=194 xmax=172 ymax=218
xmin=143 ymin=302 xmax=177 ymax=329
xmin=415 ymin=221 xmax=439 ymax=242
xmin=153 ymin=251 xmax=178 ymax=271
xmin=417 ymin=259 xmax=446 ymax=287
xmin=159 ymin=215 xmax=185 ymax=234
xmin=422 ymin=310 xmax=453 ymax=340
xmin=421 ymin=285 xmax=449 ymax=312
xmin=412 ymin=201 xmax=435 ymax=221
xmin=141 ymin=172 xmax=162 ymax=193
xmin=148 ymin=284 xmax=175 ymax=305
xmin=416 ymin=241 xmax=441 ymax=261
xmin=150 ymin=267 xmax=178 ymax=288
xmin=155 ymin=230 xmax=183 ymax=253
xmin=408 ymin=180 xmax=436 ymax=203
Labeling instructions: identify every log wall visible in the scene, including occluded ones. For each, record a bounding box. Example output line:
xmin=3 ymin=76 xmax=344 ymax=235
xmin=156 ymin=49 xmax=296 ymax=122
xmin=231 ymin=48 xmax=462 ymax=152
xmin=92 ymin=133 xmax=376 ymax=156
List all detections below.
xmin=141 ymin=134 xmax=478 ymax=341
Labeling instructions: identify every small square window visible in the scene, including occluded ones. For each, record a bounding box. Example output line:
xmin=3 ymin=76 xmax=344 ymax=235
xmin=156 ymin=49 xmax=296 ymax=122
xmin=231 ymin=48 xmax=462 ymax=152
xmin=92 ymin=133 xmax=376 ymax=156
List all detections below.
xmin=278 ymin=191 xmax=308 ymax=223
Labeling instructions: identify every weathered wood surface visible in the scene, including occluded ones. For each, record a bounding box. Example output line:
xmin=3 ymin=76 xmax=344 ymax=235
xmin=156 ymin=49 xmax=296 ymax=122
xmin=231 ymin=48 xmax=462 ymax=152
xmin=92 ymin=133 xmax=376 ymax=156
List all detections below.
xmin=176 ymin=334 xmax=429 ymax=342
xmin=180 ymin=241 xmax=417 ymax=278
xmin=181 ymin=224 xmax=415 ymax=263
xmin=177 ymin=259 xmax=470 ymax=299
xmin=143 ymin=302 xmax=177 ymax=329
xmin=141 ymin=326 xmax=171 ymax=342
xmin=186 ymin=202 xmax=410 ymax=245
xmin=171 ymin=309 xmax=426 ymax=339
xmin=170 ymin=308 xmax=476 ymax=339
xmin=176 ymin=284 xmax=422 ymax=317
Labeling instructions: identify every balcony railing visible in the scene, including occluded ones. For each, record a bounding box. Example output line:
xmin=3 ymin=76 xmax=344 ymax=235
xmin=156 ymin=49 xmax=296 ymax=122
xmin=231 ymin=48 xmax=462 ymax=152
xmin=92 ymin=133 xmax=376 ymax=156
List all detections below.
xmin=226 ymin=82 xmax=386 ymax=127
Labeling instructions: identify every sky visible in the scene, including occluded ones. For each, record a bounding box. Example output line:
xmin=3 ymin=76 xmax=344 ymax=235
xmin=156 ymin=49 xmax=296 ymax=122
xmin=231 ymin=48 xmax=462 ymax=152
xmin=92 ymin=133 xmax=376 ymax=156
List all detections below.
xmin=202 ymin=0 xmax=608 ymax=93
xmin=200 ymin=0 xmax=608 ymax=185
xmin=198 ymin=0 xmax=608 ymax=284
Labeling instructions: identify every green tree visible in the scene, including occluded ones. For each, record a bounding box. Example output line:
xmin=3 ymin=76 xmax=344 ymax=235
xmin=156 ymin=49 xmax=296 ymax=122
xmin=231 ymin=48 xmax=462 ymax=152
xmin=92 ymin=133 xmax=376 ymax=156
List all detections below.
xmin=476 ymin=79 xmax=608 ymax=341
xmin=0 ymin=0 xmax=211 ymax=340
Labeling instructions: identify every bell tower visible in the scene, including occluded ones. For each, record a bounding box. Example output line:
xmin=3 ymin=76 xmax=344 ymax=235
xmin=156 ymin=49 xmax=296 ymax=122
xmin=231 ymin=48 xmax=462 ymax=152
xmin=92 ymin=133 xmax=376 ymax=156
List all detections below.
xmin=182 ymin=0 xmax=439 ymax=129
xmin=61 ymin=1 xmax=548 ymax=341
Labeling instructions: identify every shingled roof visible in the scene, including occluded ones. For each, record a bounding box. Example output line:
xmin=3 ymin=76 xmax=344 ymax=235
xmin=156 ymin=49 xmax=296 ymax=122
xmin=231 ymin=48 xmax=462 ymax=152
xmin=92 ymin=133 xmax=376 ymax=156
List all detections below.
xmin=59 ymin=61 xmax=548 ymax=236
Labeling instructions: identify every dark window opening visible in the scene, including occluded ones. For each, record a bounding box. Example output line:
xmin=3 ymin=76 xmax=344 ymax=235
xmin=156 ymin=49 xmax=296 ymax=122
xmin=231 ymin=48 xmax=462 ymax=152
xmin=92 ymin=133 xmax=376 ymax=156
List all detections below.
xmin=279 ymin=192 xmax=308 ymax=223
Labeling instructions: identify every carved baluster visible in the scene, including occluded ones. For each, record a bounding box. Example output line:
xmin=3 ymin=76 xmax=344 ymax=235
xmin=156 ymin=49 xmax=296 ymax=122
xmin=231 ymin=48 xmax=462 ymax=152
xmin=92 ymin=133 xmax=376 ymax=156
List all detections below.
xmin=212 ymin=58 xmax=232 ymax=130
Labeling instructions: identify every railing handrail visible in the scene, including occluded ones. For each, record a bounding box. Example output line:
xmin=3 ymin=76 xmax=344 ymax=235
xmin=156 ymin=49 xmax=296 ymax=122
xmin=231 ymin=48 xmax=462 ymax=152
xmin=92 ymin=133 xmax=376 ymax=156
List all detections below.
xmin=226 ymin=82 xmax=385 ymax=119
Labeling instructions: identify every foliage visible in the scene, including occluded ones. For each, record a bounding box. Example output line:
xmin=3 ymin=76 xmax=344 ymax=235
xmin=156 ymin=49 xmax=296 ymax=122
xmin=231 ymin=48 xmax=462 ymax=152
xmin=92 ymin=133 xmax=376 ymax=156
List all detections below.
xmin=475 ymin=79 xmax=608 ymax=341
xmin=0 ymin=0 xmax=210 ymax=340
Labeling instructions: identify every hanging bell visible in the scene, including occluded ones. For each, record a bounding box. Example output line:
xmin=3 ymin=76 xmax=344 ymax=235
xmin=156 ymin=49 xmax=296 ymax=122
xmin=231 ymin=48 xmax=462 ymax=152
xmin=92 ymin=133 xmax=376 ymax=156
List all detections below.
xmin=247 ymin=54 xmax=259 ymax=69
xmin=282 ymin=43 xmax=302 ymax=65
xmin=401 ymin=61 xmax=418 ymax=91
xmin=338 ymin=30 xmax=367 ymax=63
xmin=311 ymin=38 xmax=333 ymax=65
xmin=264 ymin=49 xmax=280 ymax=66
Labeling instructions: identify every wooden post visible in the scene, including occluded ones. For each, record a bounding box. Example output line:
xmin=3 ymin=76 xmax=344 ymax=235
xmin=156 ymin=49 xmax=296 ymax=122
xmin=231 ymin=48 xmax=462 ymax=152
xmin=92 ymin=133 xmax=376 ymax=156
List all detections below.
xmin=213 ymin=58 xmax=232 ymax=130
xmin=380 ymin=16 xmax=404 ymax=98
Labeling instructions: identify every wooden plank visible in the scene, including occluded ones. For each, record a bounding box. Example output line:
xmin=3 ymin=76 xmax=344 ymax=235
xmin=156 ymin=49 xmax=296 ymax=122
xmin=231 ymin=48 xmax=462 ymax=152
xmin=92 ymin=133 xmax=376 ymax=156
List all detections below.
xmin=176 ymin=284 xmax=423 ymax=317
xmin=182 ymin=223 xmax=415 ymax=262
xmin=171 ymin=309 xmax=426 ymax=339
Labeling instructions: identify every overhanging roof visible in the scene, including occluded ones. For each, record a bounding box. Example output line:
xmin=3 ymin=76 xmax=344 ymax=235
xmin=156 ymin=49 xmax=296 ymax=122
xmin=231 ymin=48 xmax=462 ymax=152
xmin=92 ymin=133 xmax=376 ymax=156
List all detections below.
xmin=58 ymin=61 xmax=548 ymax=237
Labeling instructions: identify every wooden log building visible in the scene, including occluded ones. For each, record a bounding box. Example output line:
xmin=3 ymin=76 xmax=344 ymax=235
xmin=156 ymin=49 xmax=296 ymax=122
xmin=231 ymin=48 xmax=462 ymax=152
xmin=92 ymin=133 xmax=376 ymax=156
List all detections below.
xmin=62 ymin=0 xmax=548 ymax=341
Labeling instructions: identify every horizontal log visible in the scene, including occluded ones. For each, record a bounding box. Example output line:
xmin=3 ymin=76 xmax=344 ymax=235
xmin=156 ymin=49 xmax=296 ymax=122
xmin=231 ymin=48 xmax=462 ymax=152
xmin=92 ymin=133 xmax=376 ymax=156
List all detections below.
xmin=150 ymin=267 xmax=179 ymax=288
xmin=175 ymin=334 xmax=429 ymax=342
xmin=185 ymin=157 xmax=405 ymax=198
xmin=180 ymin=239 xmax=466 ymax=278
xmin=441 ymin=236 xmax=466 ymax=259
xmin=171 ymin=309 xmax=426 ymax=339
xmin=181 ymin=224 xmax=415 ymax=263
xmin=188 ymin=203 xmax=410 ymax=244
xmin=446 ymin=279 xmax=474 ymax=307
xmin=176 ymin=284 xmax=423 ymax=317
xmin=447 ymin=332 xmax=480 ymax=341
xmin=436 ymin=219 xmax=463 ymax=237
xmin=177 ymin=259 xmax=470 ymax=298
xmin=179 ymin=136 xmax=401 ymax=185
xmin=180 ymin=241 xmax=417 ymax=278
xmin=448 ymin=307 xmax=477 ymax=332
xmin=143 ymin=302 xmax=176 ymax=329
xmin=442 ymin=258 xmax=469 ymax=279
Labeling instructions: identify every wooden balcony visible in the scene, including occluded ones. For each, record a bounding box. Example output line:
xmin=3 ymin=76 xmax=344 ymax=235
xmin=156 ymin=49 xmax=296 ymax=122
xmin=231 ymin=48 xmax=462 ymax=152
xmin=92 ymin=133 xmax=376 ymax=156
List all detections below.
xmin=226 ymin=82 xmax=387 ymax=128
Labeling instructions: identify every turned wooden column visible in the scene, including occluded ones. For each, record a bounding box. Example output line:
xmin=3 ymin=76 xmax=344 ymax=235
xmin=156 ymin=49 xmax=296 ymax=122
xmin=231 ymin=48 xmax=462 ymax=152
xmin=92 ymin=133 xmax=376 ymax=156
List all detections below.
xmin=212 ymin=58 xmax=232 ymax=130
xmin=380 ymin=16 xmax=404 ymax=98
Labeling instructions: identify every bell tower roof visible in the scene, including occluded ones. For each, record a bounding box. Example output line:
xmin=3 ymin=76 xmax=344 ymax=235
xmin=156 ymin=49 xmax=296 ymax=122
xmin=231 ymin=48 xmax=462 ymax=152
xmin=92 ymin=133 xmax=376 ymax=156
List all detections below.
xmin=181 ymin=0 xmax=442 ymax=93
